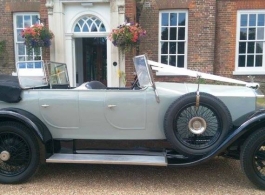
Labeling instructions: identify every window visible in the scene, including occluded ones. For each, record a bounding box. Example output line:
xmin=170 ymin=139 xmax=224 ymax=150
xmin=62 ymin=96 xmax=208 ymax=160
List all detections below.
xmin=13 ymin=13 xmax=40 ymax=62
xmin=159 ymin=10 xmax=188 ymax=70
xmin=235 ymin=11 xmax=265 ymax=75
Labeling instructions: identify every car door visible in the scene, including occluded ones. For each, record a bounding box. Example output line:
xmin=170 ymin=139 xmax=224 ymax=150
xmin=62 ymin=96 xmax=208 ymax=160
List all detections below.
xmin=78 ymin=89 xmax=146 ymax=139
xmin=38 ymin=90 xmax=79 ymax=129
xmin=104 ymin=89 xmax=146 ymax=130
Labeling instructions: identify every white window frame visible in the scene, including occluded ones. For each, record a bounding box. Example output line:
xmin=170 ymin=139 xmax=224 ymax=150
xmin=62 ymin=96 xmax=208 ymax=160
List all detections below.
xmin=157 ymin=10 xmax=188 ymax=76
xmin=13 ymin=12 xmax=40 ymax=64
xmin=234 ymin=10 xmax=265 ymax=75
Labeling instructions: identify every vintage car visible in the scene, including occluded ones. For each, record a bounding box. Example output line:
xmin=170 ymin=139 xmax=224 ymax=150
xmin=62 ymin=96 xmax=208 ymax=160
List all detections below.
xmin=0 ymin=54 xmax=265 ymax=189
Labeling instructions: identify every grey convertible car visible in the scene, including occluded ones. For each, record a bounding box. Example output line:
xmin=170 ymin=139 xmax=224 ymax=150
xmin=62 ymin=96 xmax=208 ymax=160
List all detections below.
xmin=0 ymin=54 xmax=265 ymax=189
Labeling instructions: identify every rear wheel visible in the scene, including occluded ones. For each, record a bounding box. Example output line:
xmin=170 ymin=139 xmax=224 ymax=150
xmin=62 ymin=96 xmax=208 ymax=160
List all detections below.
xmin=241 ymin=127 xmax=265 ymax=189
xmin=0 ymin=122 xmax=40 ymax=183
xmin=164 ymin=92 xmax=232 ymax=156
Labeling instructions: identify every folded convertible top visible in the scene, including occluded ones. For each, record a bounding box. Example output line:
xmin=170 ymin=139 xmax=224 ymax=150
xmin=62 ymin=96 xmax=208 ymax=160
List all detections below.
xmin=0 ymin=75 xmax=22 ymax=103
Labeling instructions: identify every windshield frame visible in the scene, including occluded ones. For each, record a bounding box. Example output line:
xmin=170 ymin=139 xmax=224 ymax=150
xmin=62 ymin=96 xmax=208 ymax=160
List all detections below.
xmin=133 ymin=54 xmax=155 ymax=89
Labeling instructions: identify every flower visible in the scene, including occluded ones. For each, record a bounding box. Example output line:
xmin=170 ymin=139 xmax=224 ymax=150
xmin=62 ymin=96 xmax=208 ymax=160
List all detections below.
xmin=108 ymin=23 xmax=146 ymax=53
xmin=21 ymin=23 xmax=54 ymax=55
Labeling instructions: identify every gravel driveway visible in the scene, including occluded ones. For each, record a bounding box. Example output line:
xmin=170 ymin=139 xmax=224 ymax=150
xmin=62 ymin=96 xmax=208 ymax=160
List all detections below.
xmin=1 ymin=157 xmax=264 ymax=195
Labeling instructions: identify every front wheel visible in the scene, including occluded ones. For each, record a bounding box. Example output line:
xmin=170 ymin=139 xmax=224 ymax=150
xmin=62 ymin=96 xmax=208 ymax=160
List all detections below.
xmin=241 ymin=127 xmax=265 ymax=189
xmin=0 ymin=122 xmax=40 ymax=184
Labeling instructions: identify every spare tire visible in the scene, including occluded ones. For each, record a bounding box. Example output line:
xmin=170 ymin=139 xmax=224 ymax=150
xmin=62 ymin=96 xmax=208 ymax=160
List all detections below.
xmin=164 ymin=92 xmax=232 ymax=156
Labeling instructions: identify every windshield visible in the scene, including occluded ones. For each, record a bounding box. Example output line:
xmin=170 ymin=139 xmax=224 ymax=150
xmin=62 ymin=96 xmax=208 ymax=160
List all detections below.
xmin=133 ymin=55 xmax=153 ymax=88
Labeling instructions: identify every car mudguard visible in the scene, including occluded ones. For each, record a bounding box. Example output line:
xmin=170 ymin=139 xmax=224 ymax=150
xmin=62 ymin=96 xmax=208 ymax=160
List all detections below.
xmin=168 ymin=112 xmax=265 ymax=167
xmin=0 ymin=108 xmax=52 ymax=143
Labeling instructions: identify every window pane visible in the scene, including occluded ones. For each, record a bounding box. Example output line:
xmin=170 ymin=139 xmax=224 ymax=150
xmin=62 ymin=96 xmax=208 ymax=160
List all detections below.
xmin=257 ymin=27 xmax=264 ymax=40
xmin=35 ymin=62 xmax=42 ymax=68
xmin=161 ymin=55 xmax=168 ymax=64
xmin=91 ymin=24 xmax=97 ymax=32
xmin=169 ymin=42 xmax=176 ymax=54
xmin=241 ymin=14 xmax=248 ymax=27
xmin=238 ymin=55 xmax=246 ymax=67
xmin=74 ymin=24 xmax=81 ymax=32
xmin=169 ymin=56 xmax=176 ymax=66
xmin=248 ymin=42 xmax=255 ymax=53
xmin=177 ymin=56 xmax=184 ymax=68
xmin=239 ymin=42 xmax=246 ymax=54
xmin=249 ymin=14 xmax=256 ymax=26
xmin=170 ymin=13 xmax=177 ymax=26
xmin=27 ymin=62 xmax=34 ymax=69
xmin=18 ymin=43 xmax=25 ymax=55
xmin=16 ymin=16 xmax=23 ymax=28
xmin=19 ymin=57 xmax=25 ymax=62
xmin=170 ymin=27 xmax=177 ymax=40
xmin=17 ymin=29 xmax=23 ymax=41
xmin=32 ymin=15 xmax=38 ymax=25
xmin=83 ymin=24 xmax=89 ymax=32
xmin=256 ymin=55 xmax=263 ymax=67
xmin=248 ymin=28 xmax=256 ymax=40
xmin=161 ymin=27 xmax=168 ymax=40
xmin=100 ymin=24 xmax=106 ymax=32
xmin=179 ymin=13 xmax=186 ymax=26
xmin=161 ymin=42 xmax=168 ymax=54
xmin=178 ymin=27 xmax=185 ymax=40
xmin=256 ymin=42 xmax=263 ymax=53
xmin=240 ymin=28 xmax=247 ymax=40
xmin=178 ymin=42 xmax=185 ymax=54
xmin=19 ymin=63 xmax=26 ymax=68
xmin=24 ymin=15 xmax=31 ymax=27
xmin=247 ymin=55 xmax=254 ymax=67
xmin=162 ymin=13 xmax=169 ymax=26
xmin=258 ymin=14 xmax=265 ymax=26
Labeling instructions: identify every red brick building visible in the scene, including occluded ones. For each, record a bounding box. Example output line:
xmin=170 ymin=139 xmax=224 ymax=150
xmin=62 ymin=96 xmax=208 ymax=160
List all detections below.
xmin=0 ymin=0 xmax=265 ymax=86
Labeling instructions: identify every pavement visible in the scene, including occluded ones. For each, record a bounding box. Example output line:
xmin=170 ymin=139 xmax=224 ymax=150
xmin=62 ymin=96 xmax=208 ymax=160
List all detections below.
xmin=0 ymin=157 xmax=264 ymax=195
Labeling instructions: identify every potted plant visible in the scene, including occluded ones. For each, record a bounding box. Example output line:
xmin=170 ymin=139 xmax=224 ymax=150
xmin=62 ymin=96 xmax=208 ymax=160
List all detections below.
xmin=21 ymin=23 xmax=54 ymax=59
xmin=108 ymin=23 xmax=146 ymax=53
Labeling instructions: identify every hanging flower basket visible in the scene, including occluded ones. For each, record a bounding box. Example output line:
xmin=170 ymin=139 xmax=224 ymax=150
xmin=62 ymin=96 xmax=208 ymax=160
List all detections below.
xmin=108 ymin=23 xmax=146 ymax=53
xmin=21 ymin=23 xmax=54 ymax=57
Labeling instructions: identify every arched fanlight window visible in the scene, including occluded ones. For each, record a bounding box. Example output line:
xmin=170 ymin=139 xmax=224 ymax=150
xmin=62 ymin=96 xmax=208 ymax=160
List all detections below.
xmin=74 ymin=16 xmax=106 ymax=32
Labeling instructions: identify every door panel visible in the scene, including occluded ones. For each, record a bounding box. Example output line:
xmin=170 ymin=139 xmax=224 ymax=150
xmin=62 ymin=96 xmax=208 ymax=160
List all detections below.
xmin=104 ymin=90 xmax=146 ymax=130
xmin=39 ymin=91 xmax=79 ymax=129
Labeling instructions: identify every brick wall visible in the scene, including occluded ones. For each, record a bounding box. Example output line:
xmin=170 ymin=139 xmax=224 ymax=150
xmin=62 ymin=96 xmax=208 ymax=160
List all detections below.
xmin=0 ymin=0 xmax=49 ymax=75
xmin=216 ymin=0 xmax=265 ymax=83
xmin=137 ymin=0 xmax=217 ymax=83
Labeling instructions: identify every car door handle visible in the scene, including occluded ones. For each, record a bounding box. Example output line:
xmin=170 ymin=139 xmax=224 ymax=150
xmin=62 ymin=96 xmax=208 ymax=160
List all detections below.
xmin=41 ymin=104 xmax=50 ymax=108
xmin=108 ymin=105 xmax=116 ymax=108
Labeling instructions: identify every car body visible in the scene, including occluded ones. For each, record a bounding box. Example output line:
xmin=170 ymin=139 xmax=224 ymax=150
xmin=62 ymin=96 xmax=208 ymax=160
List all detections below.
xmin=0 ymin=54 xmax=265 ymax=189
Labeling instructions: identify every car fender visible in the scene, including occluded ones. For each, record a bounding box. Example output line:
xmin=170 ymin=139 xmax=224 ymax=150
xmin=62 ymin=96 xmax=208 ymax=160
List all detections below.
xmin=168 ymin=112 xmax=265 ymax=166
xmin=0 ymin=108 xmax=52 ymax=143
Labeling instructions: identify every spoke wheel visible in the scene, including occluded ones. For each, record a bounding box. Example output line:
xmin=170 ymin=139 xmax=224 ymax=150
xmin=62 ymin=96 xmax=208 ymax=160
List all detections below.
xmin=174 ymin=103 xmax=221 ymax=150
xmin=241 ymin=127 xmax=265 ymax=189
xmin=0 ymin=132 xmax=31 ymax=176
xmin=164 ymin=92 xmax=232 ymax=156
xmin=0 ymin=122 xmax=39 ymax=184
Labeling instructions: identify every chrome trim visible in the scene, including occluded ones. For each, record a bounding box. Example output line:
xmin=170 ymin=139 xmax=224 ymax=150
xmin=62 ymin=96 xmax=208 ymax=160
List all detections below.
xmin=46 ymin=153 xmax=167 ymax=166
xmin=0 ymin=151 xmax=10 ymax=161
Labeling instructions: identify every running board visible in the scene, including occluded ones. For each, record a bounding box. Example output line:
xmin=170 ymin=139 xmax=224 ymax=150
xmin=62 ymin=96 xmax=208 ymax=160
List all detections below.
xmin=46 ymin=153 xmax=167 ymax=166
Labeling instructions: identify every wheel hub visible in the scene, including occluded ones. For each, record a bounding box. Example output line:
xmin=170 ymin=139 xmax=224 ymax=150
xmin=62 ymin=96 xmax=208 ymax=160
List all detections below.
xmin=0 ymin=151 xmax=10 ymax=161
xmin=188 ymin=117 xmax=207 ymax=134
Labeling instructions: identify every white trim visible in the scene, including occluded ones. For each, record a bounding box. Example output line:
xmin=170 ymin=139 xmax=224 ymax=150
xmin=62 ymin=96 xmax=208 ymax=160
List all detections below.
xmin=158 ymin=10 xmax=188 ymax=73
xmin=66 ymin=10 xmax=110 ymax=33
xmin=233 ymin=70 xmax=265 ymax=75
xmin=235 ymin=10 xmax=265 ymax=72
xmin=13 ymin=12 xmax=40 ymax=64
